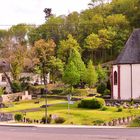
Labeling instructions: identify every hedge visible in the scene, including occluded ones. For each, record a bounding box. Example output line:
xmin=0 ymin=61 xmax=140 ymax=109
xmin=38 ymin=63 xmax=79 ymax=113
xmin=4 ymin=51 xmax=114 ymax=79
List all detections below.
xmin=78 ymin=97 xmax=105 ymax=109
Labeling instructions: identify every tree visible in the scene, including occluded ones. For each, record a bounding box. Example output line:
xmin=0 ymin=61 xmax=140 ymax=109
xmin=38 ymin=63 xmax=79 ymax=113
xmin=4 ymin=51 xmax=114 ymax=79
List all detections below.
xmin=58 ymin=34 xmax=81 ymax=64
xmin=84 ymin=33 xmax=101 ymax=60
xmin=48 ymin=56 xmax=64 ymax=82
xmin=63 ymin=61 xmax=80 ymax=90
xmin=33 ymin=39 xmax=56 ymax=85
xmin=68 ymin=49 xmax=86 ymax=82
xmin=86 ymin=60 xmax=98 ymax=88
xmin=96 ymin=64 xmax=107 ymax=83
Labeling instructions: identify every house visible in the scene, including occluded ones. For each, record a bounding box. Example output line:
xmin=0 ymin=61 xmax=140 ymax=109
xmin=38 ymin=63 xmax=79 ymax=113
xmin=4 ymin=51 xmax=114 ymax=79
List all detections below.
xmin=112 ymin=29 xmax=140 ymax=100
xmin=0 ymin=60 xmax=50 ymax=93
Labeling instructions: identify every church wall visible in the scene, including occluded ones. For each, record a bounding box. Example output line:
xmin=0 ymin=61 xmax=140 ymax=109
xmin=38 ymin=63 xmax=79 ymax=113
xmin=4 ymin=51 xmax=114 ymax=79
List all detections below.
xmin=120 ymin=65 xmax=131 ymax=99
xmin=132 ymin=64 xmax=140 ymax=99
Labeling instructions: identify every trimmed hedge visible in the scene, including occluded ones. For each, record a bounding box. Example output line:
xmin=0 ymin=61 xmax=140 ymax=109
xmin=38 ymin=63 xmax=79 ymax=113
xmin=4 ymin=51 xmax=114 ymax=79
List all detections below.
xmin=78 ymin=98 xmax=105 ymax=109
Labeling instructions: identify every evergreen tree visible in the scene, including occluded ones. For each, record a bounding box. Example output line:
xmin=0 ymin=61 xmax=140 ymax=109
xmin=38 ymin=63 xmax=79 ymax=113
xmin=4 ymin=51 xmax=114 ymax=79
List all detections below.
xmin=68 ymin=49 xmax=87 ymax=82
xmin=86 ymin=60 xmax=98 ymax=88
xmin=63 ymin=61 xmax=80 ymax=88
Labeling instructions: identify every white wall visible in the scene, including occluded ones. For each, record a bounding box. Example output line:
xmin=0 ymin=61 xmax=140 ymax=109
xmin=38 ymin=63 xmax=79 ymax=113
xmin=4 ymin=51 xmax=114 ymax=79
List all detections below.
xmin=120 ymin=65 xmax=131 ymax=99
xmin=113 ymin=64 xmax=140 ymax=100
xmin=132 ymin=64 xmax=140 ymax=99
xmin=113 ymin=65 xmax=118 ymax=99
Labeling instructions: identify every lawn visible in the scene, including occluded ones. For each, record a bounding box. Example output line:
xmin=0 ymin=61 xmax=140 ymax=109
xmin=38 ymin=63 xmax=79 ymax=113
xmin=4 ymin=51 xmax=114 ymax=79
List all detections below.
xmin=2 ymin=98 xmax=140 ymax=125
xmin=24 ymin=102 xmax=140 ymax=125
xmin=1 ymin=98 xmax=67 ymax=112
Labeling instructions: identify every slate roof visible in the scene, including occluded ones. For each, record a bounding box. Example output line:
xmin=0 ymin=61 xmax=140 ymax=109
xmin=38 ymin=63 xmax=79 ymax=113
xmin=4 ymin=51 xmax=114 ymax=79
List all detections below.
xmin=115 ymin=29 xmax=140 ymax=64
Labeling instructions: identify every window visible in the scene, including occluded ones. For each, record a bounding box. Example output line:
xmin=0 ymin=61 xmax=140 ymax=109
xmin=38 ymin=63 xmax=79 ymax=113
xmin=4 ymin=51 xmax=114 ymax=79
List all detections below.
xmin=1 ymin=75 xmax=6 ymax=82
xmin=114 ymin=71 xmax=117 ymax=85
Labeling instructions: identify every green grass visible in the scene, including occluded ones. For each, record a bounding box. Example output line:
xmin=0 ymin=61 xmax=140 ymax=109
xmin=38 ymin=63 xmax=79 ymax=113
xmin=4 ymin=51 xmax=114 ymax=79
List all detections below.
xmin=2 ymin=99 xmax=140 ymax=125
xmin=25 ymin=103 xmax=140 ymax=125
xmin=1 ymin=98 xmax=67 ymax=112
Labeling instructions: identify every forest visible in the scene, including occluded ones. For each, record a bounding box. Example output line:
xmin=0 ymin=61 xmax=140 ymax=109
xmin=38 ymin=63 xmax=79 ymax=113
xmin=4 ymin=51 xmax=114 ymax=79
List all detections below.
xmin=0 ymin=0 xmax=140 ymax=92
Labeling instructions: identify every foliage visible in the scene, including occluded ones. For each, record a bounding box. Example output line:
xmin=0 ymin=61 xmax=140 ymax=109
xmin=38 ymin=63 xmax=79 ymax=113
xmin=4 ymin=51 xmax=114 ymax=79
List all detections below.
xmin=48 ymin=56 xmax=64 ymax=81
xmin=14 ymin=113 xmax=23 ymax=122
xmin=96 ymin=64 xmax=107 ymax=83
xmin=86 ymin=60 xmax=98 ymax=88
xmin=58 ymin=34 xmax=81 ymax=64
xmin=93 ymin=119 xmax=105 ymax=125
xmin=0 ymin=87 xmax=4 ymax=96
xmin=101 ymin=106 xmax=108 ymax=111
xmin=63 ymin=61 xmax=80 ymax=87
xmin=97 ymin=82 xmax=106 ymax=95
xmin=41 ymin=116 xmax=52 ymax=124
xmin=11 ymin=81 xmax=22 ymax=93
xmin=54 ymin=117 xmax=65 ymax=124
xmin=129 ymin=116 xmax=140 ymax=127
xmin=117 ymin=106 xmax=123 ymax=112
xmin=33 ymin=39 xmax=56 ymax=85
xmin=78 ymin=98 xmax=105 ymax=109
xmin=68 ymin=49 xmax=87 ymax=82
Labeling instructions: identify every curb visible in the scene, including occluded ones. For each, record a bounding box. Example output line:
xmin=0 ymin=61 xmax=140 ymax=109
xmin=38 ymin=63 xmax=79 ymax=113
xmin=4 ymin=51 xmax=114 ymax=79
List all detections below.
xmin=0 ymin=122 xmax=126 ymax=129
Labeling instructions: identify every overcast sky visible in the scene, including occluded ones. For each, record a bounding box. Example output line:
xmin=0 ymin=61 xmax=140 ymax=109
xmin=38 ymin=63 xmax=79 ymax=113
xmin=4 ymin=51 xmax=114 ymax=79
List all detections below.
xmin=0 ymin=0 xmax=91 ymax=29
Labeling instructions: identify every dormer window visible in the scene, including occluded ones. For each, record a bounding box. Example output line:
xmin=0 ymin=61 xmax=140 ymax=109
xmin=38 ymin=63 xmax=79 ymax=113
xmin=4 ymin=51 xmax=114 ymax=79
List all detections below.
xmin=114 ymin=71 xmax=117 ymax=85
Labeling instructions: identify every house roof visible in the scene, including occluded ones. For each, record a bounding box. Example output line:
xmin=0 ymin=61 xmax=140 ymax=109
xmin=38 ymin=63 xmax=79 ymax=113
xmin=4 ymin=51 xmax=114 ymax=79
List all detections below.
xmin=115 ymin=29 xmax=140 ymax=64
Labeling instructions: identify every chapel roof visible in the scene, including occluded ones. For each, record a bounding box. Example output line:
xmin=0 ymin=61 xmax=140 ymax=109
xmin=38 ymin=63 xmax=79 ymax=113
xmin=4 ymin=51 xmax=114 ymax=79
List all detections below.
xmin=115 ymin=29 xmax=140 ymax=64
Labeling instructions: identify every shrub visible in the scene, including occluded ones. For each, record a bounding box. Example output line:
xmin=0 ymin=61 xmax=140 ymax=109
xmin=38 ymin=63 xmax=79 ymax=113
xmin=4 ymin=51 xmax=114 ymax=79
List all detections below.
xmin=78 ymin=98 xmax=105 ymax=109
xmin=51 ymin=89 xmax=63 ymax=94
xmin=41 ymin=116 xmax=51 ymax=124
xmin=11 ymin=81 xmax=22 ymax=93
xmin=129 ymin=116 xmax=140 ymax=127
xmin=101 ymin=106 xmax=108 ymax=111
xmin=72 ymin=89 xmax=89 ymax=96
xmin=93 ymin=120 xmax=105 ymax=125
xmin=54 ymin=117 xmax=65 ymax=124
xmin=97 ymin=83 xmax=106 ymax=95
xmin=117 ymin=106 xmax=123 ymax=112
xmin=104 ymin=89 xmax=110 ymax=95
xmin=14 ymin=113 xmax=23 ymax=122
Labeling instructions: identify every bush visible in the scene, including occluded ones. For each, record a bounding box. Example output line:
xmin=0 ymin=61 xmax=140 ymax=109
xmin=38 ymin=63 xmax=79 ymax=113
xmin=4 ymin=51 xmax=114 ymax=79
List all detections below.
xmin=97 ymin=83 xmax=106 ymax=95
xmin=51 ymin=89 xmax=63 ymax=94
xmin=129 ymin=116 xmax=140 ymax=127
xmin=41 ymin=116 xmax=52 ymax=124
xmin=104 ymin=89 xmax=110 ymax=95
xmin=11 ymin=81 xmax=22 ymax=93
xmin=93 ymin=120 xmax=105 ymax=125
xmin=14 ymin=113 xmax=23 ymax=122
xmin=54 ymin=117 xmax=65 ymax=124
xmin=78 ymin=98 xmax=105 ymax=109
xmin=101 ymin=106 xmax=108 ymax=111
xmin=117 ymin=106 xmax=123 ymax=112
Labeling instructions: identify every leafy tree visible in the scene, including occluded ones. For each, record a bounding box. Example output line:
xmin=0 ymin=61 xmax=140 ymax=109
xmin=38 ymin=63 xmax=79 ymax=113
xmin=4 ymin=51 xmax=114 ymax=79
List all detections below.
xmin=86 ymin=60 xmax=98 ymax=88
xmin=84 ymin=33 xmax=101 ymax=60
xmin=33 ymin=39 xmax=56 ymax=85
xmin=63 ymin=61 xmax=80 ymax=89
xmin=96 ymin=64 xmax=107 ymax=83
xmin=58 ymin=34 xmax=81 ymax=64
xmin=48 ymin=56 xmax=64 ymax=82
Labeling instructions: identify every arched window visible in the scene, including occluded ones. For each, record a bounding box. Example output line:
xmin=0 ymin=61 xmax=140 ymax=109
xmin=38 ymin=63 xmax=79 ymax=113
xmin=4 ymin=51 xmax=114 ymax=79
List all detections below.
xmin=1 ymin=75 xmax=6 ymax=82
xmin=114 ymin=71 xmax=117 ymax=85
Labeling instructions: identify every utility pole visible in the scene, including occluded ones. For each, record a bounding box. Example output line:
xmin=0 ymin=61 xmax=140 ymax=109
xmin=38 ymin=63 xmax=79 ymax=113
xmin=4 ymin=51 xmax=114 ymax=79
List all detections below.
xmin=43 ymin=8 xmax=52 ymax=124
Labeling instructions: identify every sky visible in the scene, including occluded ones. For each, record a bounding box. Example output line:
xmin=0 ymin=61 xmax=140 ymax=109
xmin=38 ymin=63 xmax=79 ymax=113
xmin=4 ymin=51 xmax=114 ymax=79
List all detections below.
xmin=0 ymin=0 xmax=91 ymax=29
